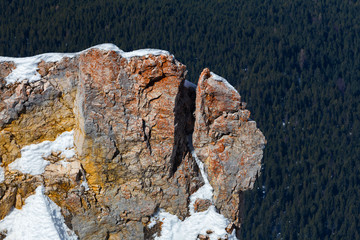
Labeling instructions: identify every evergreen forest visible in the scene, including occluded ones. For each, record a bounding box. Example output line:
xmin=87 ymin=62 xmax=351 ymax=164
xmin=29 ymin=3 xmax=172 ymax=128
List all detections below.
xmin=1 ymin=0 xmax=359 ymax=239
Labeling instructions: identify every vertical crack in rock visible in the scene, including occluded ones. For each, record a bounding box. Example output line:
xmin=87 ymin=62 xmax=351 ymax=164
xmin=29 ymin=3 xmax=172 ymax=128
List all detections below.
xmin=142 ymin=119 xmax=152 ymax=155
xmin=169 ymin=79 xmax=196 ymax=176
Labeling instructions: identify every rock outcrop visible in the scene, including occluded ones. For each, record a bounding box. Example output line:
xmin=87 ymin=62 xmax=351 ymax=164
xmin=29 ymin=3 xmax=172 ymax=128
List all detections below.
xmin=193 ymin=68 xmax=266 ymax=227
xmin=0 ymin=45 xmax=265 ymax=239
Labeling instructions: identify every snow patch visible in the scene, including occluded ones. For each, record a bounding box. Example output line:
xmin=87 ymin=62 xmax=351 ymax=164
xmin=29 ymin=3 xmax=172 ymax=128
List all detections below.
xmin=0 ymin=167 xmax=4 ymax=183
xmin=210 ymin=72 xmax=238 ymax=93
xmin=121 ymin=49 xmax=170 ymax=59
xmin=0 ymin=186 xmax=78 ymax=240
xmin=149 ymin=207 xmax=236 ymax=240
xmin=79 ymin=167 xmax=89 ymax=191
xmin=9 ymin=131 xmax=75 ymax=175
xmin=188 ymin=151 xmax=213 ymax=215
xmin=184 ymin=80 xmax=197 ymax=89
xmin=0 ymin=52 xmax=76 ymax=85
xmin=87 ymin=43 xmax=123 ymax=53
xmin=81 ymin=181 xmax=90 ymax=192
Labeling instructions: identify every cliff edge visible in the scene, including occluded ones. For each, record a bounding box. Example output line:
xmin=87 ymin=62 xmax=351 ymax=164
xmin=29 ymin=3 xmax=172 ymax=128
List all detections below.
xmin=0 ymin=44 xmax=265 ymax=239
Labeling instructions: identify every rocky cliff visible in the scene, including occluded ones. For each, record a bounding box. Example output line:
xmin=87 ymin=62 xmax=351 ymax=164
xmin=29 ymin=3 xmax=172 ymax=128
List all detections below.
xmin=0 ymin=44 xmax=265 ymax=239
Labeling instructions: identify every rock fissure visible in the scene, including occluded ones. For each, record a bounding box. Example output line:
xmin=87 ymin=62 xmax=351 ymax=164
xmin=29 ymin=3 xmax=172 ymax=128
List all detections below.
xmin=142 ymin=119 xmax=152 ymax=155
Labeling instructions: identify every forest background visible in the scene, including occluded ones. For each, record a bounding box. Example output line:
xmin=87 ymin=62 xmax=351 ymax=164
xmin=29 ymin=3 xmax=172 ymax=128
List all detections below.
xmin=1 ymin=0 xmax=359 ymax=239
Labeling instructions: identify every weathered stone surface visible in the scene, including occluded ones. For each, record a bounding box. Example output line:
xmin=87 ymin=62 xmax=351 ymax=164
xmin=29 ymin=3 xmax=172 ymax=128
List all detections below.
xmin=0 ymin=61 xmax=15 ymax=80
xmin=70 ymin=48 xmax=203 ymax=239
xmin=0 ymin=56 xmax=78 ymax=167
xmin=225 ymin=222 xmax=236 ymax=234
xmin=197 ymin=234 xmax=209 ymax=240
xmin=193 ymin=68 xmax=266 ymax=227
xmin=193 ymin=198 xmax=212 ymax=212
xmin=0 ymin=47 xmax=204 ymax=239
xmin=0 ymin=173 xmax=42 ymax=219
xmin=0 ymin=47 xmax=265 ymax=239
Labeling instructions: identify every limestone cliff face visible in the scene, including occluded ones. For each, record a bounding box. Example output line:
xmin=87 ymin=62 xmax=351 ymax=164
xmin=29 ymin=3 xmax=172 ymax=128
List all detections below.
xmin=0 ymin=45 xmax=265 ymax=239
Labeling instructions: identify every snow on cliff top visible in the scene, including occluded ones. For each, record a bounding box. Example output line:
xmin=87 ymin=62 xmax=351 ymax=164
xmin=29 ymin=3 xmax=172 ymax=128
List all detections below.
xmin=0 ymin=52 xmax=76 ymax=84
xmin=210 ymin=72 xmax=238 ymax=93
xmin=0 ymin=186 xmax=78 ymax=240
xmin=121 ymin=48 xmax=170 ymax=59
xmin=9 ymin=130 xmax=75 ymax=175
xmin=0 ymin=43 xmax=170 ymax=85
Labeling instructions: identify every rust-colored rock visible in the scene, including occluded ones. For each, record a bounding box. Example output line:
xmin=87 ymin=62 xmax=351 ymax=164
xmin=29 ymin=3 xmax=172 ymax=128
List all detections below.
xmin=193 ymin=198 xmax=212 ymax=212
xmin=0 ymin=46 xmax=203 ymax=239
xmin=0 ymin=61 xmax=15 ymax=80
xmin=197 ymin=234 xmax=210 ymax=240
xmin=70 ymin=48 xmax=203 ymax=239
xmin=193 ymin=68 xmax=266 ymax=227
xmin=225 ymin=222 xmax=236 ymax=234
xmin=0 ymin=46 xmax=265 ymax=239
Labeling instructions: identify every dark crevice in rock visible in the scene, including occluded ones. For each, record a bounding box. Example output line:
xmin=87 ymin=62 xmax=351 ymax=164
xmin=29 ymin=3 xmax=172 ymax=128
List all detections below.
xmin=170 ymin=82 xmax=196 ymax=176
xmin=111 ymin=146 xmax=120 ymax=161
xmin=80 ymin=166 xmax=87 ymax=182
xmin=75 ymin=171 xmax=83 ymax=183
xmin=148 ymin=93 xmax=162 ymax=105
xmin=104 ymin=231 xmax=110 ymax=240
xmin=143 ymin=75 xmax=164 ymax=90
xmin=144 ymin=222 xmax=160 ymax=240
xmin=187 ymin=134 xmax=195 ymax=153
xmin=142 ymin=119 xmax=152 ymax=155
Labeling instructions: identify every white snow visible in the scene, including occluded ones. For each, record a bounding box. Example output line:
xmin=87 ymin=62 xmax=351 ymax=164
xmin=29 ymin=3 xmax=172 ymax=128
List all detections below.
xmin=121 ymin=48 xmax=170 ymax=59
xmin=150 ymin=206 xmax=235 ymax=240
xmin=0 ymin=167 xmax=4 ymax=183
xmin=0 ymin=186 xmax=78 ymax=240
xmin=80 ymin=181 xmax=90 ymax=192
xmin=87 ymin=43 xmax=123 ymax=53
xmin=184 ymin=80 xmax=197 ymax=89
xmin=210 ymin=72 xmax=238 ymax=93
xmin=9 ymin=130 xmax=75 ymax=175
xmin=148 ymin=147 xmax=237 ymax=240
xmin=0 ymin=52 xmax=76 ymax=85
xmin=0 ymin=43 xmax=170 ymax=85
xmin=188 ymin=151 xmax=213 ymax=215
xmin=0 ymin=43 xmax=121 ymax=85
xmin=79 ymin=168 xmax=90 ymax=191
